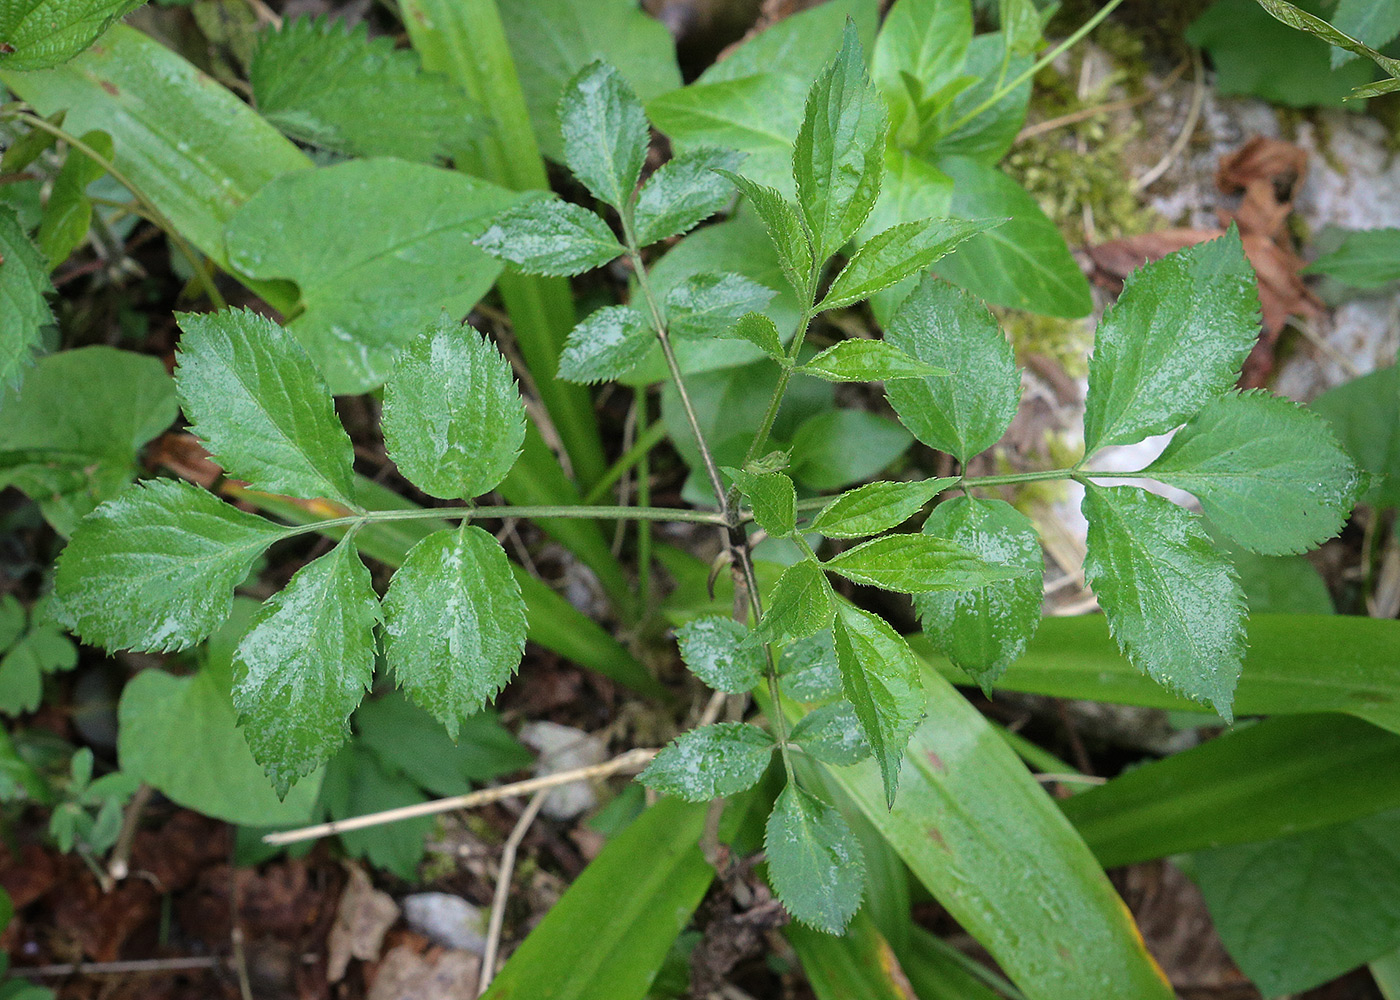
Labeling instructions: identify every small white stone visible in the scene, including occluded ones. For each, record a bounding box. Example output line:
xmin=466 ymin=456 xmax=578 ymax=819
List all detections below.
xmin=400 ymin=893 xmax=487 ymax=954
xmin=518 ymin=721 xmax=608 ymax=820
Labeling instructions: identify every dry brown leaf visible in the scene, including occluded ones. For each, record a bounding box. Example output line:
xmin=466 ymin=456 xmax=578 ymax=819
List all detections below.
xmin=327 ymin=865 xmax=400 ymax=983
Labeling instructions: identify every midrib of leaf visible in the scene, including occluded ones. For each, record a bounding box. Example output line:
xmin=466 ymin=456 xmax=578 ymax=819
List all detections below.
xmin=297 ymin=214 xmax=496 ymax=288
xmin=123 ymin=521 xmax=288 ymax=592
xmin=205 ymin=347 xmax=347 ymax=503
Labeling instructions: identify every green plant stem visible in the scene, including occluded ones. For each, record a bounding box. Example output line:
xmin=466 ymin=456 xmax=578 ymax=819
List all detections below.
xmin=275 ymin=502 xmax=730 ymax=541
xmin=943 ymin=0 xmax=1129 ymax=135
xmin=637 ymin=440 xmax=653 ymax=615
xmin=583 ymin=419 xmax=669 ymax=504
xmin=6 ymin=108 xmax=227 ymax=309
xmin=959 ymin=467 xmax=1082 ymax=488
xmin=742 ymin=306 xmax=814 ymax=469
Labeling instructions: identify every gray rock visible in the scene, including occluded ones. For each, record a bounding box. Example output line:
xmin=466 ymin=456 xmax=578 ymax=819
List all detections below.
xmin=519 ymin=720 xmax=608 ymax=820
xmin=400 ymin=893 xmax=487 ymax=954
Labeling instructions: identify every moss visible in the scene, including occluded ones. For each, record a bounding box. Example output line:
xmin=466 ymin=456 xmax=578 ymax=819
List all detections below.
xmin=999 ymin=308 xmax=1095 ymax=379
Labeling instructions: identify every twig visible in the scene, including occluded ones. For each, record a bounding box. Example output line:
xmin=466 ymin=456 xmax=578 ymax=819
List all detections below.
xmin=106 ymin=783 xmax=153 ymax=882
xmin=1034 ymin=773 xmax=1107 ymax=785
xmin=263 ymin=748 xmax=658 ymax=846
xmin=1132 ymin=48 xmax=1205 ymax=192
xmin=17 ymin=956 xmax=224 ymax=978
xmin=1015 ymin=57 xmax=1189 ymax=142
xmin=477 ymin=790 xmax=548 ymax=996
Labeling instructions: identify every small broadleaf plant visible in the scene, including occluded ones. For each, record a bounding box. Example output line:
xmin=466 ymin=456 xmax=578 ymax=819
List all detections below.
xmin=52 ymin=23 xmax=1360 ymax=934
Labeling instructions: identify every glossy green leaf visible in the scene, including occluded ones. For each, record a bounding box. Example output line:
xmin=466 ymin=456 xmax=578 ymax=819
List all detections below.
xmin=766 ymin=783 xmax=865 ymax=934
xmin=1083 ymin=228 xmax=1259 ymax=453
xmin=825 ymin=668 xmax=1175 ymax=1000
xmin=1190 ymin=809 xmax=1400 ymax=997
xmin=0 ymin=0 xmax=144 ymax=71
xmin=809 ymin=477 xmax=955 ymax=538
xmin=727 ymin=467 xmax=796 ymax=537
xmin=860 ymin=148 xmax=954 ymax=249
xmin=233 ymin=538 xmax=379 ymax=797
xmin=2 ymin=25 xmax=312 ymax=306
xmin=723 ymin=310 xmax=785 ymax=360
xmin=476 ymin=195 xmax=624 ymax=277
xmin=716 ymin=171 xmax=814 ymax=295
xmin=381 ymin=318 xmax=525 ymax=500
xmin=778 ymin=630 xmax=843 ymax=703
xmin=557 ymin=304 xmax=652 ymax=384
xmin=755 ymin=559 xmax=836 ymax=643
xmin=35 ymin=129 xmax=110 ymax=266
xmin=118 ymin=600 xmax=322 ymax=826
xmin=382 ymin=525 xmax=526 ymax=739
xmin=1312 ymin=364 xmax=1399 ymax=509
xmin=53 ymin=479 xmax=285 ymax=652
xmin=922 ymin=613 xmax=1400 ymax=736
xmin=226 ymin=158 xmax=514 ymax=394
xmin=932 ymin=155 xmax=1091 ymax=318
xmin=497 ymin=0 xmax=680 ymax=164
xmin=675 ymin=616 xmax=765 ymax=693
xmin=1305 ymin=227 xmax=1400 ymax=286
xmin=175 ymin=308 xmax=355 ymax=506
xmin=0 ymin=346 xmax=175 ymax=534
xmin=481 ymin=796 xmax=711 ymax=1000
xmin=789 ymin=410 xmax=912 ymax=491
xmin=559 ymin=60 xmax=649 ymax=211
xmin=1063 ymin=714 xmax=1400 ymax=868
xmin=833 ymin=602 xmax=924 ymax=806
xmin=1330 ymin=0 xmax=1400 ymax=67
xmin=640 ymin=722 xmax=775 ymax=801
xmin=632 ymin=147 xmax=743 ymax=247
xmin=818 ymin=216 xmax=996 ymax=310
xmin=664 ymin=272 xmax=775 ymax=340
xmin=1083 ymin=484 xmax=1245 ymax=719
xmin=800 ymin=339 xmax=947 ymax=382
xmin=0 ymin=207 xmax=50 ymax=388
xmin=790 ymin=701 xmax=871 ymax=765
xmin=872 ymin=0 xmax=973 ymax=138
xmin=825 ymin=531 xmax=1025 ymax=594
xmin=884 ymin=274 xmax=1021 ymax=462
xmin=931 ymin=33 xmax=1032 ymax=162
xmin=794 ymin=22 xmax=889 ymax=260
xmin=249 ymin=15 xmax=477 ymax=161
xmin=1144 ymin=390 xmax=1360 ymax=555
xmin=917 ymin=496 xmax=1043 ymax=692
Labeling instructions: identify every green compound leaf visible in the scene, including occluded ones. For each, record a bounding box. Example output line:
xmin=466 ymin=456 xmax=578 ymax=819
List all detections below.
xmin=809 ymin=477 xmax=956 ymax=538
xmin=0 ymin=207 xmax=51 ymax=387
xmin=557 ymin=304 xmax=652 ymax=384
xmin=766 ymin=783 xmax=865 ymax=934
xmin=174 ymin=309 xmax=355 ymax=507
xmin=36 ymin=129 xmax=111 ymax=267
xmin=640 ymin=722 xmax=775 ymax=801
xmin=381 ymin=318 xmax=525 ymax=501
xmin=676 ymin=616 xmax=765 ymax=693
xmin=916 ymin=496 xmax=1043 ymax=693
xmin=722 ymin=310 xmax=785 ymax=360
xmin=1304 ymin=227 xmax=1400 ymax=287
xmin=834 ymin=602 xmax=924 ymax=807
xmin=664 ymin=272 xmax=775 ymax=339
xmin=53 ymin=479 xmax=287 ymax=653
xmin=790 ymin=700 xmax=871 ymax=766
xmin=382 ymin=525 xmax=526 ymax=739
xmin=233 ymin=538 xmax=380 ymax=797
xmin=799 ymin=339 xmax=947 ymax=382
xmin=0 ymin=0 xmax=144 ymax=71
xmin=717 ymin=171 xmax=814 ymax=295
xmin=756 ymin=558 xmax=836 ymax=644
xmin=558 ymin=60 xmax=650 ymax=211
xmin=727 ymin=467 xmax=796 ymax=538
xmin=1083 ymin=228 xmax=1260 ymax=454
xmin=250 ymin=15 xmax=478 ymax=162
xmin=817 ymin=216 xmax=997 ymax=310
xmin=794 ymin=21 xmax=889 ymax=261
xmin=0 ymin=345 xmax=176 ymax=535
xmin=824 ymin=532 xmax=1026 ymax=594
xmin=633 ymin=147 xmax=743 ymax=247
xmin=1082 ymin=483 xmax=1246 ymax=720
xmin=778 ymin=630 xmax=842 ymax=703
xmin=1144 ymin=391 xmax=1361 ymax=556
xmin=475 ymin=194 xmax=624 ymax=276
xmin=884 ymin=275 xmax=1020 ymax=463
